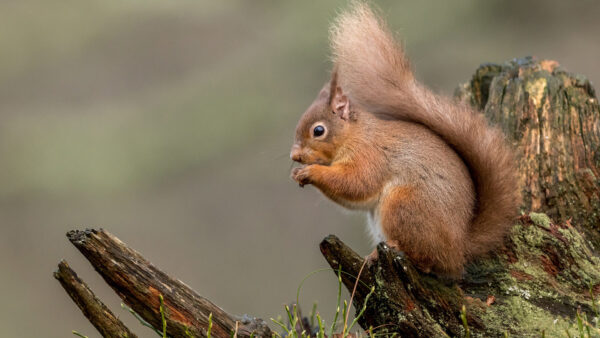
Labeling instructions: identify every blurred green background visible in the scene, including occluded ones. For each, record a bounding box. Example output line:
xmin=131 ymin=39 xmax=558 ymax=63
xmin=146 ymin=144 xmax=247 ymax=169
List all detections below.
xmin=1 ymin=0 xmax=599 ymax=336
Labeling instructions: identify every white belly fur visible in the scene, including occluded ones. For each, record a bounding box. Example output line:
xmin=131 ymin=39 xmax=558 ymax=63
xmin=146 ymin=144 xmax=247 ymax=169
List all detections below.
xmin=364 ymin=181 xmax=403 ymax=245
xmin=366 ymin=211 xmax=386 ymax=245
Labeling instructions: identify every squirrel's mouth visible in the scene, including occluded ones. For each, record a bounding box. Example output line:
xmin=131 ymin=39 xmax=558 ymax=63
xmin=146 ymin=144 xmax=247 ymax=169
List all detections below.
xmin=290 ymin=145 xmax=332 ymax=166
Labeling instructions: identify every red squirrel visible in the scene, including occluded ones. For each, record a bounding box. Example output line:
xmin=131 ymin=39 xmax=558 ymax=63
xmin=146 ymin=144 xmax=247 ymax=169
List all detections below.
xmin=290 ymin=3 xmax=519 ymax=276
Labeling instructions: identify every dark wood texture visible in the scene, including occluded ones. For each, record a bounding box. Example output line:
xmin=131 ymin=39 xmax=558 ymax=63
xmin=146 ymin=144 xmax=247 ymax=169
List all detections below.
xmin=320 ymin=236 xmax=463 ymax=337
xmin=54 ymin=260 xmax=138 ymax=338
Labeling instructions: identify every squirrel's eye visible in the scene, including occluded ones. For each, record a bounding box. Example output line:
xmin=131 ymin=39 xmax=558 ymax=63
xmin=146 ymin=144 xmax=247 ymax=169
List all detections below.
xmin=313 ymin=125 xmax=325 ymax=137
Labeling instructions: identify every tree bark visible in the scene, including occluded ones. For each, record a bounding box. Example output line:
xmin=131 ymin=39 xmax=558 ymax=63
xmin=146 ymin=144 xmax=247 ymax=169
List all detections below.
xmin=455 ymin=57 xmax=600 ymax=246
xmin=322 ymin=212 xmax=600 ymax=337
xmin=54 ymin=260 xmax=138 ymax=338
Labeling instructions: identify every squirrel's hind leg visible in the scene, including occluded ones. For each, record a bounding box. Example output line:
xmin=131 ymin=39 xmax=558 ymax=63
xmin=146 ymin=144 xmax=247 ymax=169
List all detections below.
xmin=377 ymin=185 xmax=466 ymax=276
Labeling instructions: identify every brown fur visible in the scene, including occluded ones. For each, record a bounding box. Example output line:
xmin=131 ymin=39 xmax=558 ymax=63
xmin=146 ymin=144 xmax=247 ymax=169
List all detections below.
xmin=290 ymin=3 xmax=520 ymax=276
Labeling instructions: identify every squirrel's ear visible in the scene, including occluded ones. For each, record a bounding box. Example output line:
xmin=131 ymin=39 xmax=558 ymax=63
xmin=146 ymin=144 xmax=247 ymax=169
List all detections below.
xmin=331 ymin=86 xmax=351 ymax=121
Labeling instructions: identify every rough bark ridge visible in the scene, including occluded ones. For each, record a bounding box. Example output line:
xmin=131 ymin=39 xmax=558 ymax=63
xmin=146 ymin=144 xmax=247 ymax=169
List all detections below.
xmin=55 ymin=58 xmax=600 ymax=337
xmin=455 ymin=57 xmax=600 ymax=246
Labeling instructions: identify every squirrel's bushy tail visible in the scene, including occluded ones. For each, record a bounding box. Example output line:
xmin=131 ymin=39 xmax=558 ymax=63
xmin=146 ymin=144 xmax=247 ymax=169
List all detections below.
xmin=331 ymin=3 xmax=520 ymax=257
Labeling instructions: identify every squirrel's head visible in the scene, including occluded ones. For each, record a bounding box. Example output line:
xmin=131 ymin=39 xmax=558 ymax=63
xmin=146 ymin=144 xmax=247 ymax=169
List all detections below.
xmin=290 ymin=71 xmax=355 ymax=166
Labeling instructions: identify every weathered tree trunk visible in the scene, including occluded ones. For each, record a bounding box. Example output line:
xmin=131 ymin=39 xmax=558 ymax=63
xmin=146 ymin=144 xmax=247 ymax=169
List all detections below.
xmin=455 ymin=57 xmax=600 ymax=246
xmin=56 ymin=57 xmax=600 ymax=337
xmin=318 ymin=57 xmax=600 ymax=337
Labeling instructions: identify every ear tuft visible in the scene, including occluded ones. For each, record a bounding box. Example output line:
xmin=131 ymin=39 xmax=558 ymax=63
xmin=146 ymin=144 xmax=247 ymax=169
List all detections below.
xmin=328 ymin=67 xmax=353 ymax=121
xmin=327 ymin=68 xmax=339 ymax=105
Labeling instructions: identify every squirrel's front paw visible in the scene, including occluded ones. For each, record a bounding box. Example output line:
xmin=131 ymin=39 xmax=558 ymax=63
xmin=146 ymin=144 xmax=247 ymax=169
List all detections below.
xmin=291 ymin=166 xmax=312 ymax=187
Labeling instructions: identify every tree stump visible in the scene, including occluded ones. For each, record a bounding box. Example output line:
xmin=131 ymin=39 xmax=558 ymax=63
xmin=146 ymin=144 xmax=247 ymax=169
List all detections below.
xmin=456 ymin=57 xmax=600 ymax=246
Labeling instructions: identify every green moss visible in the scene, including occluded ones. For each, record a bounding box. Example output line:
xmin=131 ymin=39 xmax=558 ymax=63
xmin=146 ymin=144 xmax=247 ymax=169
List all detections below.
xmin=529 ymin=213 xmax=552 ymax=229
xmin=461 ymin=213 xmax=600 ymax=336
xmin=480 ymin=296 xmax=573 ymax=337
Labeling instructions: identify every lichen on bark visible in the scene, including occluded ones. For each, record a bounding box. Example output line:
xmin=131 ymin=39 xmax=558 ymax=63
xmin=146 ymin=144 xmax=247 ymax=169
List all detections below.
xmin=464 ymin=213 xmax=600 ymax=337
xmin=322 ymin=212 xmax=600 ymax=337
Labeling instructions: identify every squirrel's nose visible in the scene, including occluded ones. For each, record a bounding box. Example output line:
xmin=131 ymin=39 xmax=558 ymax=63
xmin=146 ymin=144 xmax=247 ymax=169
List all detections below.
xmin=290 ymin=145 xmax=302 ymax=163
